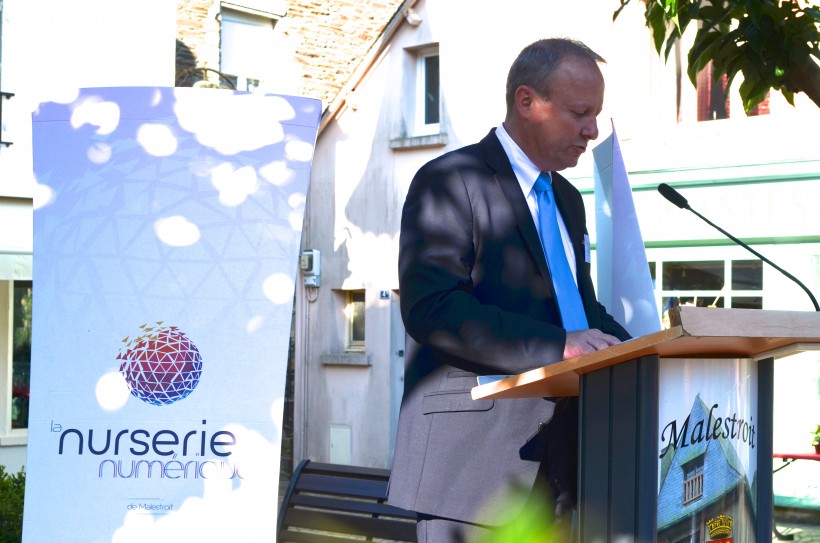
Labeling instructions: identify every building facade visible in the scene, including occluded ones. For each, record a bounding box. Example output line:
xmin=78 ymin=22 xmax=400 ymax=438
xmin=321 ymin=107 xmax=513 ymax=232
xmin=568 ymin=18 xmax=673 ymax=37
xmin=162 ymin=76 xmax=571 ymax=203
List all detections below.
xmin=295 ymin=0 xmax=820 ymax=499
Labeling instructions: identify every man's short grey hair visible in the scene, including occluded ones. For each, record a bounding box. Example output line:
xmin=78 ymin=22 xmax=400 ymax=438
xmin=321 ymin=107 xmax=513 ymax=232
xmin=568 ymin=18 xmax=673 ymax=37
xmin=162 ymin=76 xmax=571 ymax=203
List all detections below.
xmin=505 ymin=38 xmax=606 ymax=113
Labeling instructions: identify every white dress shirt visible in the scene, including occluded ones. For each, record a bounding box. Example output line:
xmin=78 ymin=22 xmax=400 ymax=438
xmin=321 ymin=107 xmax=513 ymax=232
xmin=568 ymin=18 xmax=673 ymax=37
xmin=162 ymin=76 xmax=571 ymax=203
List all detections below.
xmin=494 ymin=123 xmax=578 ymax=283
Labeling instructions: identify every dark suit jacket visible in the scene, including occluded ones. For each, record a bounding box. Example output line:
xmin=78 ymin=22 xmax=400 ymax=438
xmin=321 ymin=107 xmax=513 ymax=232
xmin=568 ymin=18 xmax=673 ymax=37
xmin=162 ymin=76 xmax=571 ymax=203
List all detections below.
xmin=387 ymin=129 xmax=630 ymax=525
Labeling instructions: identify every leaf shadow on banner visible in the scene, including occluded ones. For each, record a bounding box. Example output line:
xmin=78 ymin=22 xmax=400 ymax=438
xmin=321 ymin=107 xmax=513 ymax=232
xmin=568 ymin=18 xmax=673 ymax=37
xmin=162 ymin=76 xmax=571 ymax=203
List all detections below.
xmin=28 ymin=87 xmax=321 ymax=542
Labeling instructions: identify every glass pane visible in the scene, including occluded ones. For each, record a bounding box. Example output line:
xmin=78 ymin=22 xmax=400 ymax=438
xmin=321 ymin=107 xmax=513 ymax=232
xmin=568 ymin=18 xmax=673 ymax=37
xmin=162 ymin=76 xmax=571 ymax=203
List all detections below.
xmin=423 ymin=54 xmax=440 ymax=125
xmin=731 ymin=296 xmax=763 ymax=309
xmin=732 ymin=260 xmax=762 ymax=290
xmin=12 ymin=281 xmax=32 ymax=429
xmin=349 ymin=291 xmax=365 ymax=344
xmin=662 ymin=261 xmax=724 ymax=291
xmin=663 ymin=296 xmax=724 ymax=313
xmin=649 ymin=261 xmax=656 ymax=288
xmin=245 ymin=77 xmax=260 ymax=92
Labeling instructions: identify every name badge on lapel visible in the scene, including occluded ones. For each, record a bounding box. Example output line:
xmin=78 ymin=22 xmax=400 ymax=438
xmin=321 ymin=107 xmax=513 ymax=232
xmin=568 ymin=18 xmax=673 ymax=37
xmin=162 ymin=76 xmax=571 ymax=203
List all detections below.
xmin=583 ymin=234 xmax=591 ymax=263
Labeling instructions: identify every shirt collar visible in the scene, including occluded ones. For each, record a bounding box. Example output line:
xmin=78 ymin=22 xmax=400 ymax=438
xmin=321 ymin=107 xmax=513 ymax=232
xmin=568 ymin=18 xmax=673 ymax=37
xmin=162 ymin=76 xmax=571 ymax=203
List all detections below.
xmin=495 ymin=122 xmax=550 ymax=195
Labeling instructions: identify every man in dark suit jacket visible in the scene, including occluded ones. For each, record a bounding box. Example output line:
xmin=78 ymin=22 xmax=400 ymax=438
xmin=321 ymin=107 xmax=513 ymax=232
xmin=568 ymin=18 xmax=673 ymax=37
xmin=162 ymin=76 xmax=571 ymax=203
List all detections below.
xmin=387 ymin=38 xmax=631 ymax=542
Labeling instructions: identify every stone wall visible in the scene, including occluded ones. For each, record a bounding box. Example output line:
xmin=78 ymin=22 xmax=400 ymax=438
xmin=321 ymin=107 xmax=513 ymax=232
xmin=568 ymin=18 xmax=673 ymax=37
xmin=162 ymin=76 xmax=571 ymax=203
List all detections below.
xmin=175 ymin=0 xmax=405 ymax=108
xmin=176 ymin=1 xmax=221 ymax=86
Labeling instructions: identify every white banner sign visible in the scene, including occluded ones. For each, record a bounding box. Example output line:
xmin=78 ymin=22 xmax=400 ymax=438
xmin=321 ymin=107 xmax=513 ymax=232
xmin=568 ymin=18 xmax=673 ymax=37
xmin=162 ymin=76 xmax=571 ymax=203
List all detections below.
xmin=24 ymin=87 xmax=320 ymax=542
xmin=593 ymin=124 xmax=660 ymax=338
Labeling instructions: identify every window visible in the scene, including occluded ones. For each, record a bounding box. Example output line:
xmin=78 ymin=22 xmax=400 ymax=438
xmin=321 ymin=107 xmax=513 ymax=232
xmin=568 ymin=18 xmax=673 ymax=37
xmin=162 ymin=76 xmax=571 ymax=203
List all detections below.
xmin=696 ymin=60 xmax=769 ymax=121
xmin=648 ymin=258 xmax=763 ymax=326
xmin=345 ymin=290 xmax=365 ymax=351
xmin=220 ymin=7 xmax=279 ymax=92
xmin=0 ymin=92 xmax=13 ymax=147
xmin=1 ymin=277 xmax=31 ymax=443
xmin=682 ymin=454 xmax=705 ymax=505
xmin=0 ymin=1 xmax=13 ymax=147
xmin=414 ymin=47 xmax=440 ymax=136
xmin=696 ymin=62 xmax=729 ymax=121
xmin=730 ymin=259 xmax=763 ymax=309
xmin=662 ymin=259 xmax=725 ymax=309
xmin=391 ymin=44 xmax=445 ymax=149
xmin=11 ymin=281 xmax=31 ymax=430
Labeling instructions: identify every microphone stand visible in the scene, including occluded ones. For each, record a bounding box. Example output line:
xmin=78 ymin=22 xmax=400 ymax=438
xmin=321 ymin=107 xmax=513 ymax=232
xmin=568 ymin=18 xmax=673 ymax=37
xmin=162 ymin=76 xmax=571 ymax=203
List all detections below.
xmin=658 ymin=184 xmax=820 ymax=312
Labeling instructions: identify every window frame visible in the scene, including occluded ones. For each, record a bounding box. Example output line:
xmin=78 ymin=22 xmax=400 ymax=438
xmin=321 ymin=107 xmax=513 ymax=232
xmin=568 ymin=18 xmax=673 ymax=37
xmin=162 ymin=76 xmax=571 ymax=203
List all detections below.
xmin=696 ymin=61 xmax=730 ymax=122
xmin=10 ymin=280 xmax=31 ymax=431
xmin=345 ymin=290 xmax=366 ymax=352
xmin=646 ymin=254 xmax=765 ymax=325
xmin=219 ymin=6 xmax=279 ymax=92
xmin=413 ymin=46 xmax=440 ymax=137
xmin=681 ymin=454 xmax=705 ymax=505
xmin=0 ymin=279 xmax=29 ymax=446
xmin=694 ymin=59 xmax=769 ymax=121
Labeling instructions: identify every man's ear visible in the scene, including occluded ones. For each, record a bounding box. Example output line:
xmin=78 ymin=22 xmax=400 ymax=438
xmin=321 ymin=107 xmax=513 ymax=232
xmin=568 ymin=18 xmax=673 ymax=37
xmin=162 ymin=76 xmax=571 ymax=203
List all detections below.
xmin=515 ymin=85 xmax=538 ymax=119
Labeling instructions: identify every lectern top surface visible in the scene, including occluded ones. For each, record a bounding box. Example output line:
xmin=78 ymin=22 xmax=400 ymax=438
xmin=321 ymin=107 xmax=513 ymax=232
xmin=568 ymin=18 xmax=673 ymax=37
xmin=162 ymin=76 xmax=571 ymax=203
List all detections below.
xmin=471 ymin=306 xmax=820 ymax=400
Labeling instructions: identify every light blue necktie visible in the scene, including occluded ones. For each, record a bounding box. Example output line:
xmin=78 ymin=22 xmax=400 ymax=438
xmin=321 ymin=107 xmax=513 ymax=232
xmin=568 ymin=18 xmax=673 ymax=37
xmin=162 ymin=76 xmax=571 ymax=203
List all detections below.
xmin=533 ymin=172 xmax=588 ymax=332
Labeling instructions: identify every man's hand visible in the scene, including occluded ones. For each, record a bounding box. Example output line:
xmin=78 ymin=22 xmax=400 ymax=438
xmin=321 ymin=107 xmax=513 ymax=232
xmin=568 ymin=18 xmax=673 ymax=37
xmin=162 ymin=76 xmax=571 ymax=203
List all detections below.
xmin=563 ymin=329 xmax=621 ymax=360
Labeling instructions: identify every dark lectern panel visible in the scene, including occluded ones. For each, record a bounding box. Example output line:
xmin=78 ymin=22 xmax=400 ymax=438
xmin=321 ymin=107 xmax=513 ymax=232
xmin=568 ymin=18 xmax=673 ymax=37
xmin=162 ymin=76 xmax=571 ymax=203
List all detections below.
xmin=578 ymin=355 xmax=659 ymax=543
xmin=610 ymin=360 xmax=639 ymax=537
xmin=637 ymin=357 xmax=660 ymax=543
xmin=756 ymin=357 xmax=774 ymax=541
xmin=578 ymin=368 xmax=612 ymax=542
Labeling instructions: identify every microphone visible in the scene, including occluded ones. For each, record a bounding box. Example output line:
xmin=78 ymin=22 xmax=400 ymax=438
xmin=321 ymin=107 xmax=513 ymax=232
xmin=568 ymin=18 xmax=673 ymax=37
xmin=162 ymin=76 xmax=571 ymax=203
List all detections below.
xmin=657 ymin=183 xmax=820 ymax=312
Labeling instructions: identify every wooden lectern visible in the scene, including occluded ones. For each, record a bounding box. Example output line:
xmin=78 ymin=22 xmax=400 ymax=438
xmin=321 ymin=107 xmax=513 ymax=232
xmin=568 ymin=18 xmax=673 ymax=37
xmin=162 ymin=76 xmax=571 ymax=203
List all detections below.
xmin=472 ymin=306 xmax=820 ymax=543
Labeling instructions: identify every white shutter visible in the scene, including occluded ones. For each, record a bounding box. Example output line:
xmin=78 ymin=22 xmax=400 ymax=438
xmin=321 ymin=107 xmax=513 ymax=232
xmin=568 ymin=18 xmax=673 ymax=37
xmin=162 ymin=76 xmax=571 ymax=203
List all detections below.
xmin=220 ymin=9 xmax=277 ymax=84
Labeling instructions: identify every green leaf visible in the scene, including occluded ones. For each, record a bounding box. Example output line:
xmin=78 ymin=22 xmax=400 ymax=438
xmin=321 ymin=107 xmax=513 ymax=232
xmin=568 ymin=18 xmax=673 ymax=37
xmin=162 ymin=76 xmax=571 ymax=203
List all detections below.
xmin=689 ymin=31 xmax=723 ymax=72
xmin=676 ymin=0 xmax=703 ymax=33
xmin=648 ymin=3 xmax=669 ymax=53
xmin=738 ymin=62 xmax=775 ymax=114
xmin=781 ymin=88 xmax=795 ymax=105
xmin=664 ymin=26 xmax=683 ymax=60
xmin=664 ymin=0 xmax=680 ymax=32
xmin=698 ymin=4 xmax=728 ymax=24
xmin=723 ymin=54 xmax=748 ymax=83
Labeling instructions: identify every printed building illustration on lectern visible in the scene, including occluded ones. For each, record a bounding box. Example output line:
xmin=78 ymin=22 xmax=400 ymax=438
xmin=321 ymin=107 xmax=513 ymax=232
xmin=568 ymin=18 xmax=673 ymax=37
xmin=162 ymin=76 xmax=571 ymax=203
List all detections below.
xmin=657 ymin=395 xmax=757 ymax=542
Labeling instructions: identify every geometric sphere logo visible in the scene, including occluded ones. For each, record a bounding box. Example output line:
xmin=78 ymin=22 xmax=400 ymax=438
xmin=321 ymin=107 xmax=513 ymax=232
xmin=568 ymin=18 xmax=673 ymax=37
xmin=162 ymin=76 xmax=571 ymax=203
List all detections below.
xmin=117 ymin=323 xmax=203 ymax=406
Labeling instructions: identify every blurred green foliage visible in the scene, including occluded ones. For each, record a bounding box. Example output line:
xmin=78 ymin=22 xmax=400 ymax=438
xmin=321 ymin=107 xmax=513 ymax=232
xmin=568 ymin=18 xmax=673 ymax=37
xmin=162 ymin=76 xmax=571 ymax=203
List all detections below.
xmin=0 ymin=466 xmax=25 ymax=543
